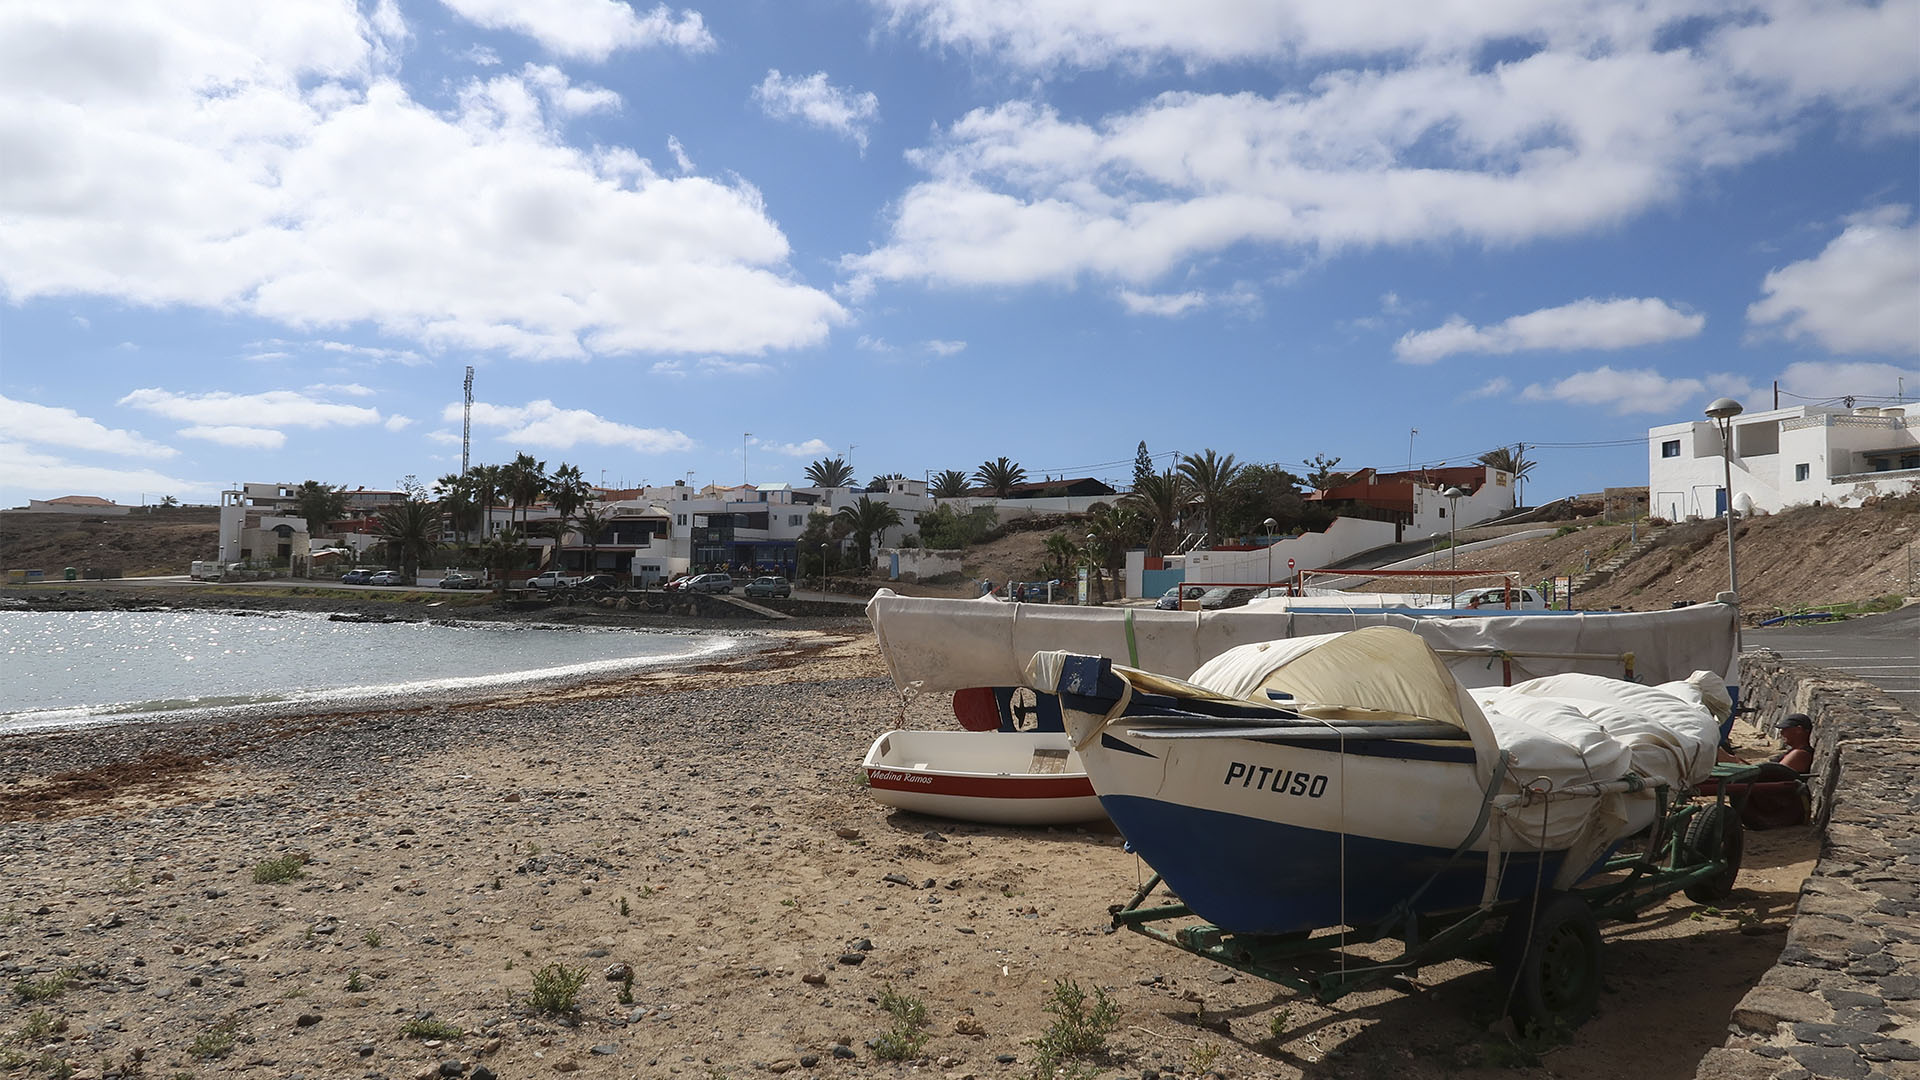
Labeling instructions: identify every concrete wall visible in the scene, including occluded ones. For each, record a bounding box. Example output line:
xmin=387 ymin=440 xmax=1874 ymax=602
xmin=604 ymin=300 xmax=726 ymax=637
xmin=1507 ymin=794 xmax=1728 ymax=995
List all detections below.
xmin=1163 ymin=517 xmax=1400 ymax=592
xmin=1694 ymin=651 xmax=1920 ymax=1079
xmin=881 ymin=547 xmax=964 ymax=581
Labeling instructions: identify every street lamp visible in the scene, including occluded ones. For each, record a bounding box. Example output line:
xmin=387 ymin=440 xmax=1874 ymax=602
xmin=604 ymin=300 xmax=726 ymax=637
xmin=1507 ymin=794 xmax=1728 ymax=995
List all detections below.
xmin=1705 ymin=395 xmax=1743 ymax=596
xmin=1263 ymin=518 xmax=1277 ymax=584
xmin=1443 ymin=486 xmax=1467 ymax=574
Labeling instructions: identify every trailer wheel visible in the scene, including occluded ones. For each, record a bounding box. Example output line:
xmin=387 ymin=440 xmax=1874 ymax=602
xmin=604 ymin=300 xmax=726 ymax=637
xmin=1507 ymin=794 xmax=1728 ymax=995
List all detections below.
xmin=1682 ymin=803 xmax=1744 ymax=903
xmin=1498 ymin=892 xmax=1602 ymax=1032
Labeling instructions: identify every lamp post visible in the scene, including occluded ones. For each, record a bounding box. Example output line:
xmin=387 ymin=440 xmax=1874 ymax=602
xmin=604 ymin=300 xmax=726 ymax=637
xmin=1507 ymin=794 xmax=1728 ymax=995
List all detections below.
xmin=1443 ymin=486 xmax=1466 ymax=574
xmin=1263 ymin=517 xmax=1277 ymax=583
xmin=1705 ymin=395 xmax=1744 ymax=597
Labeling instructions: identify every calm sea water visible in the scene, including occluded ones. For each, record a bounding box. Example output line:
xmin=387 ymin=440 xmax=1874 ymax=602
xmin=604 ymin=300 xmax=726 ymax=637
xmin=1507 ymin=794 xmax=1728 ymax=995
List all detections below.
xmin=0 ymin=610 xmax=732 ymax=733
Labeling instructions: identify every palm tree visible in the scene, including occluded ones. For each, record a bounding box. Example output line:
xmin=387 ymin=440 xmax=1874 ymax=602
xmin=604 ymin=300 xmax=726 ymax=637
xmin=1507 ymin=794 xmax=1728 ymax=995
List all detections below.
xmin=375 ymin=498 xmax=444 ymax=582
xmin=466 ymin=463 xmax=509 ymax=541
xmin=1477 ymin=445 xmax=1537 ymax=505
xmin=547 ymin=463 xmax=591 ymax=520
xmin=1178 ymin=449 xmax=1242 ymax=547
xmin=1042 ymin=532 xmax=1080 ymax=582
xmin=572 ymin=504 xmax=610 ymax=578
xmin=805 ymin=457 xmax=855 ymax=488
xmin=1121 ymin=470 xmax=1186 ymax=558
xmin=505 ymin=453 xmax=548 ymax=531
xmin=158 ymin=495 xmax=179 ymax=508
xmin=972 ymin=457 xmax=1027 ymax=498
xmin=929 ymin=470 xmax=970 ymax=498
xmin=835 ymin=496 xmax=903 ymax=570
xmin=868 ymin=472 xmax=906 ymax=491
xmin=435 ymin=472 xmax=479 ymax=547
xmin=479 ymin=526 xmax=528 ymax=590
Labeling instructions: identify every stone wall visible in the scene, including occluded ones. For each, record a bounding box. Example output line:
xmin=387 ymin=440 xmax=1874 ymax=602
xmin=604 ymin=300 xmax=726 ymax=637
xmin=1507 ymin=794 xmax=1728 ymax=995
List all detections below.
xmin=1695 ymin=651 xmax=1920 ymax=1079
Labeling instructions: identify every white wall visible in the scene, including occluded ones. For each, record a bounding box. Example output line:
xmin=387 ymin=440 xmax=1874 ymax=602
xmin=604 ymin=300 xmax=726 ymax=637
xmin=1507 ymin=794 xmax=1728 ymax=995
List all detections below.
xmin=1650 ymin=406 xmax=1919 ymax=518
xmin=881 ymin=547 xmax=965 ymax=580
xmin=1150 ymin=517 xmax=1400 ymax=593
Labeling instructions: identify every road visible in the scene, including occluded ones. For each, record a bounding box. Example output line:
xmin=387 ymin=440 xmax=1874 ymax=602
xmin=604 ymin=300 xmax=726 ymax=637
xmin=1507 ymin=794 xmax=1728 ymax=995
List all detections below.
xmin=1745 ymin=604 xmax=1919 ymax=714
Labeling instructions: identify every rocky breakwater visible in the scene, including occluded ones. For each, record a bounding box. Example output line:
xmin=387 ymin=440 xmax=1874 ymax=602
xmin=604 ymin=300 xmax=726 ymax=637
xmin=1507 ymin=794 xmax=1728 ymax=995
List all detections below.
xmin=1697 ymin=652 xmax=1920 ymax=1079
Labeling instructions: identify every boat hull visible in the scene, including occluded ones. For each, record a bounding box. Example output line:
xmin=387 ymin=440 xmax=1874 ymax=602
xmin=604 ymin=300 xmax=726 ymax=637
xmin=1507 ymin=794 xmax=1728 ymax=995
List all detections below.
xmin=861 ymin=730 xmax=1106 ymax=826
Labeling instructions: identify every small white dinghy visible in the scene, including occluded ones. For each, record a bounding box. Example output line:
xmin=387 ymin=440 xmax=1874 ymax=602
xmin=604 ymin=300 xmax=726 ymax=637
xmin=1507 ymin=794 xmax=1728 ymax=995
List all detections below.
xmin=860 ymin=729 xmax=1105 ymax=825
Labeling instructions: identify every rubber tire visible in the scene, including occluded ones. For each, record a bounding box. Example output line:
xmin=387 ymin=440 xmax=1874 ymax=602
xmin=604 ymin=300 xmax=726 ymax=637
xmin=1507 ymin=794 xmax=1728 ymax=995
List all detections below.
xmin=1682 ymin=803 xmax=1745 ymax=903
xmin=1498 ymin=892 xmax=1603 ymax=1033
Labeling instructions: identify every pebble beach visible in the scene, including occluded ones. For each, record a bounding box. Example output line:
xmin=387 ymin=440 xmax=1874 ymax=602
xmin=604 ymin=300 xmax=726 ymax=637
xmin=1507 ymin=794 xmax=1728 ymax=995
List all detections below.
xmin=0 ymin=616 xmax=1818 ymax=1080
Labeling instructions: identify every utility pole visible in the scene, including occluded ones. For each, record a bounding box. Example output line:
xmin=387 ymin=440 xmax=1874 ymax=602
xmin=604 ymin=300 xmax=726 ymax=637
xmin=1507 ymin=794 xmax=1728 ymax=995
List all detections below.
xmin=462 ymin=366 xmax=474 ymax=475
xmin=744 ymin=432 xmax=752 ymax=487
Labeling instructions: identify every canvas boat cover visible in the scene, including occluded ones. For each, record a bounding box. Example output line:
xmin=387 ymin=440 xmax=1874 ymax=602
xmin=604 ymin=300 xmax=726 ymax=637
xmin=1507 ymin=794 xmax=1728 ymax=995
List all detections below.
xmin=866 ymin=590 xmax=1738 ymax=696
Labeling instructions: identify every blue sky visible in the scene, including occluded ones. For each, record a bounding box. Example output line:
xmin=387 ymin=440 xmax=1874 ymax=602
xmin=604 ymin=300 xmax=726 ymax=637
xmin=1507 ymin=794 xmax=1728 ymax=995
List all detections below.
xmin=2 ymin=0 xmax=1917 ymax=508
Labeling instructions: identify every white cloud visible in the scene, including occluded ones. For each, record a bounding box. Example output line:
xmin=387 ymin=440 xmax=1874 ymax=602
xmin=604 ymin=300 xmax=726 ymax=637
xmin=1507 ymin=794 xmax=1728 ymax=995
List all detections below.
xmin=458 ymin=399 xmax=693 ymax=453
xmin=923 ymin=339 xmax=966 ymax=356
xmin=667 ymin=135 xmax=694 ymax=174
xmin=1777 ymin=360 xmax=1920 ymax=403
xmin=0 ymin=5 xmax=842 ymax=362
xmin=464 ymin=44 xmax=500 ymax=66
xmin=316 ymin=342 xmax=428 ymax=365
xmin=384 ymin=414 xmax=414 ymax=431
xmin=439 ymin=0 xmax=713 ymax=62
xmin=0 ymin=395 xmax=177 ymax=458
xmin=1395 ymin=298 xmax=1705 ymax=363
xmin=180 ymin=425 xmax=287 ymax=450
xmin=1747 ymin=207 xmax=1920 ymax=356
xmin=425 ymin=429 xmax=462 ymax=446
xmin=119 ymin=388 xmax=383 ymax=430
xmin=1117 ymin=289 xmax=1208 ymax=317
xmin=649 ymin=356 xmax=776 ymax=377
xmin=521 ymin=64 xmax=622 ymax=117
xmin=753 ymin=70 xmax=879 ymax=150
xmin=1463 ymin=376 xmax=1512 ymax=400
xmin=761 ymin=437 xmax=833 ymax=458
xmin=305 ymin=382 xmax=375 ymax=397
xmin=1520 ymin=366 xmax=1753 ymax=415
xmin=844 ymin=5 xmax=1916 ymax=296
xmin=0 ymin=440 xmax=205 ymax=505
xmin=856 ymin=335 xmax=896 ymax=353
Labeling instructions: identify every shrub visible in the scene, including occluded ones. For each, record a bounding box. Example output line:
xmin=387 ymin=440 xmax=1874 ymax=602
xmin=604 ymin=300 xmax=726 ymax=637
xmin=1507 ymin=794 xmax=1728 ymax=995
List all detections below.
xmin=188 ymin=1020 xmax=238 ymax=1060
xmin=400 ymin=1017 xmax=463 ymax=1040
xmin=872 ymin=984 xmax=930 ymax=1062
xmin=528 ymin=963 xmax=588 ymax=1015
xmin=1030 ymin=979 xmax=1119 ymax=1079
xmin=252 ymin=855 xmax=305 ymax=884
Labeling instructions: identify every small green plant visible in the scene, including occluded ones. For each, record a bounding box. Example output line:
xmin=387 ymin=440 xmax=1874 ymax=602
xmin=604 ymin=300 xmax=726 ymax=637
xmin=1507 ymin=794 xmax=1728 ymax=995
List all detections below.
xmin=1267 ymin=1007 xmax=1293 ymax=1039
xmin=251 ymin=854 xmax=305 ymax=884
xmin=187 ymin=1020 xmax=237 ymax=1060
xmin=0 ymin=907 xmax=20 ymax=927
xmin=527 ymin=963 xmax=588 ymax=1016
xmin=110 ymin=868 xmax=145 ymax=895
xmin=526 ymin=842 xmax=542 ymax=856
xmin=504 ymin=958 xmax=514 ymax=971
xmin=618 ymin=971 xmax=635 ymax=1006
xmin=637 ymin=885 xmax=656 ymax=898
xmin=492 ymin=877 xmax=502 ymax=891
xmin=871 ymin=983 xmax=931 ymax=1061
xmin=12 ymin=969 xmax=79 ymax=1003
xmin=363 ymin=929 xmax=382 ymax=947
xmin=1187 ymin=1043 xmax=1220 ymax=1074
xmin=400 ymin=1017 xmax=463 ymax=1040
xmin=618 ymin=897 xmax=630 ymax=916
xmin=1554 ymin=525 xmax=1578 ymax=537
xmin=346 ymin=969 xmax=369 ymax=993
xmin=1030 ymin=979 xmax=1120 ymax=1080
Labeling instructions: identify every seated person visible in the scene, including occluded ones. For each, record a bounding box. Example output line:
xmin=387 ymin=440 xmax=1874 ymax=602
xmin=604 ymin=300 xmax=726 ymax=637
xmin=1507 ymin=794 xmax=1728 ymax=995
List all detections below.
xmin=1770 ymin=713 xmax=1813 ymax=774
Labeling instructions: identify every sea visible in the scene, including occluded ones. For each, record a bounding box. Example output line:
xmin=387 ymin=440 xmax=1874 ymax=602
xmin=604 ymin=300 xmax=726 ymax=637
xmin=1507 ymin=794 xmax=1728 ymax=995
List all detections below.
xmin=0 ymin=609 xmax=734 ymax=734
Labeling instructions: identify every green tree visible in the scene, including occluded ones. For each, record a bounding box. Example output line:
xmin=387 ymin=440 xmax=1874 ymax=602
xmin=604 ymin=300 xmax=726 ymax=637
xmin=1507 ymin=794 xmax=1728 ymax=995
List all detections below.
xmin=1042 ymin=533 xmax=1080 ymax=582
xmin=505 ymin=453 xmax=548 ymax=531
xmin=465 ymin=463 xmax=509 ymax=541
xmin=797 ymin=510 xmax=846 ymax=586
xmin=1178 ymin=450 xmax=1242 ymax=547
xmin=1218 ymin=463 xmax=1310 ymax=540
xmin=546 ymin=463 xmax=592 ymax=520
xmin=1477 ymin=444 xmax=1537 ymax=505
xmin=158 ymin=495 xmax=180 ymax=508
xmin=929 ymin=469 xmax=970 ymax=498
xmin=1301 ymin=454 xmax=1345 ymax=492
xmin=571 ymin=504 xmax=610 ymax=577
xmin=1133 ymin=441 xmax=1153 ymax=488
xmin=479 ymin=526 xmax=528 ymax=589
xmin=868 ymin=472 xmax=906 ymax=491
xmin=835 ymin=496 xmax=903 ymax=570
xmin=805 ymin=457 xmax=855 ymax=488
xmin=435 ymin=472 xmax=480 ymax=547
xmin=374 ymin=498 xmax=444 ymax=582
xmin=292 ymin=481 xmax=350 ymax=539
xmin=1081 ymin=502 xmax=1143 ymax=603
xmin=972 ymin=457 xmax=1027 ymax=498
xmin=1121 ymin=470 xmax=1186 ymax=558
xmin=916 ymin=503 xmax=1000 ymax=549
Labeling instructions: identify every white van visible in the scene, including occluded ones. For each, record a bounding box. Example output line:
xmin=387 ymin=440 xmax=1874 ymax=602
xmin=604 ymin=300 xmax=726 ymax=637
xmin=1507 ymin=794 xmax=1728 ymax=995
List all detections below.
xmin=189 ymin=560 xmax=224 ymax=581
xmin=1441 ymin=586 xmax=1548 ymax=611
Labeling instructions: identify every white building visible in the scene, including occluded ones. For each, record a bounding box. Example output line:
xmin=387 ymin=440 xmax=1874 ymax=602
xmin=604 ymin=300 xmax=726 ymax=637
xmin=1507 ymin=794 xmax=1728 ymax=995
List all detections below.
xmin=218 ymin=488 xmax=311 ymax=568
xmin=1648 ymin=404 xmax=1918 ymax=520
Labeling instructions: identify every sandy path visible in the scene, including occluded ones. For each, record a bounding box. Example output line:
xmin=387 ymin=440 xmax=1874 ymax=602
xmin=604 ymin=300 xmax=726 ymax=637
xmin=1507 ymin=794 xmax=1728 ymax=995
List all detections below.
xmin=0 ymin=627 xmax=1812 ymax=1079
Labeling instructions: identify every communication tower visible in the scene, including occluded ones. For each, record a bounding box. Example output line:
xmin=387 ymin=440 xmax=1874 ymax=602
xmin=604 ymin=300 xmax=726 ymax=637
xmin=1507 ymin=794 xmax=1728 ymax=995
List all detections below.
xmin=462 ymin=366 xmax=474 ymax=475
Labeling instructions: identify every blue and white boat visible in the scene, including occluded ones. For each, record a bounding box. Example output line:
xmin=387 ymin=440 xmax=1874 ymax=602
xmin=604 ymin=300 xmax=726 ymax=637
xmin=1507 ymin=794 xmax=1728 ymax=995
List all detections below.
xmin=1025 ymin=626 xmax=1725 ymax=937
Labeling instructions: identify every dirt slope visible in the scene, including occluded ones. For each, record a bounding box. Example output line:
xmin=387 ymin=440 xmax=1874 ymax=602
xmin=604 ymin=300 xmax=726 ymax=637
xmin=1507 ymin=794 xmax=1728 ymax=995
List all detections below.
xmin=0 ymin=507 xmax=219 ymax=577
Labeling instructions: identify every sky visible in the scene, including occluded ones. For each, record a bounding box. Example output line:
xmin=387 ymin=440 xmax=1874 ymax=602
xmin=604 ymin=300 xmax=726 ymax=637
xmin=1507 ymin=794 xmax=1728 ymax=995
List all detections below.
xmin=2 ymin=0 xmax=1918 ymax=509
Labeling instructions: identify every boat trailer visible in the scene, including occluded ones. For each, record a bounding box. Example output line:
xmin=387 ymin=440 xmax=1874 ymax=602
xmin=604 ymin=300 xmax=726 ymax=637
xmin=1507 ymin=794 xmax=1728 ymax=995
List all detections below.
xmin=1108 ymin=762 xmax=1757 ymax=1030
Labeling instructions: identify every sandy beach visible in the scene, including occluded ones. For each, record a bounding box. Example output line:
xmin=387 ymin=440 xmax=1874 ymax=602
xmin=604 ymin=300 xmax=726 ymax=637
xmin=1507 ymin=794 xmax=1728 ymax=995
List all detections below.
xmin=1 ymin=619 xmax=1815 ymax=1080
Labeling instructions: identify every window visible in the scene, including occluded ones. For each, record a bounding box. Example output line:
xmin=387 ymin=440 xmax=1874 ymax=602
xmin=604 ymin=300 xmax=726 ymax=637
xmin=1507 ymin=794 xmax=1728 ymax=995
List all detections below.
xmin=1661 ymin=439 xmax=1681 ymax=458
xmin=788 ymin=514 xmax=803 ymax=526
xmin=1795 ymin=463 xmax=1810 ymax=482
xmin=1903 ymin=454 xmax=1920 ymax=470
xmin=676 ymin=514 xmax=687 ymax=526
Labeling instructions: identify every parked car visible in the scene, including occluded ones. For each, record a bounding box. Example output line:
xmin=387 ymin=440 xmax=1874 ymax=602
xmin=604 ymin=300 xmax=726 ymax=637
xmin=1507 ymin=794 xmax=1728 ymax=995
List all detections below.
xmin=1155 ymin=585 xmax=1184 ymax=610
xmin=340 ymin=568 xmax=373 ymax=584
xmin=681 ymin=572 xmax=733 ymax=594
xmin=368 ymin=570 xmax=406 ymax=586
xmin=528 ymin=570 xmax=582 ymax=589
xmin=438 ymin=570 xmax=482 ymax=589
xmin=574 ymin=574 xmax=618 ymax=591
xmin=744 ymin=576 xmax=791 ymax=598
xmin=1183 ymin=585 xmax=1259 ymax=611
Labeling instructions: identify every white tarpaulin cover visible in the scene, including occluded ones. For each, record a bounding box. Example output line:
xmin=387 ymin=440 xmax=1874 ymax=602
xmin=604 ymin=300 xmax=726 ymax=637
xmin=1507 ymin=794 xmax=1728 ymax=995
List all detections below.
xmin=866 ymin=591 xmax=1738 ymax=696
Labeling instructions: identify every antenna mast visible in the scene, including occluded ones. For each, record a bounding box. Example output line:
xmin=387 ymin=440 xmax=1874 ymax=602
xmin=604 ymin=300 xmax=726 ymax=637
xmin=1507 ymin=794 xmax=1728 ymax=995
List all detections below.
xmin=462 ymin=366 xmax=474 ymax=474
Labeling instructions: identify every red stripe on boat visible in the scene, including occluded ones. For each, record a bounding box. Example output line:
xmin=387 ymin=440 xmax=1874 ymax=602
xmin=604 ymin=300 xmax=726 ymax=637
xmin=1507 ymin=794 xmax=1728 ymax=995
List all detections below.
xmin=864 ymin=769 xmax=1095 ymax=800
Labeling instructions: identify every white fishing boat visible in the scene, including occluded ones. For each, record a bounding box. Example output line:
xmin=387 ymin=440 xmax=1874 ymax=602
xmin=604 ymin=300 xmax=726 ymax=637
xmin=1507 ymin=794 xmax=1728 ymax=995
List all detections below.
xmin=860 ymin=728 xmax=1104 ymax=825
xmin=1028 ymin=626 xmax=1727 ymax=936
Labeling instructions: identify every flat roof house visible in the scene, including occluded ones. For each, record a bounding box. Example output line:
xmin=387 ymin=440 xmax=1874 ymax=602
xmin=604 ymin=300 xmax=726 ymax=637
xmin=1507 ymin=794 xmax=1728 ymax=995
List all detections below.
xmin=1648 ymin=403 xmax=1918 ymax=520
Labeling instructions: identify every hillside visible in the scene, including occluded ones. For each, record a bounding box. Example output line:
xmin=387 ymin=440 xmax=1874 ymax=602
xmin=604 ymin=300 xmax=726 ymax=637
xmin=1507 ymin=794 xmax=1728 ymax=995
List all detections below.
xmin=0 ymin=507 xmax=220 ymax=577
